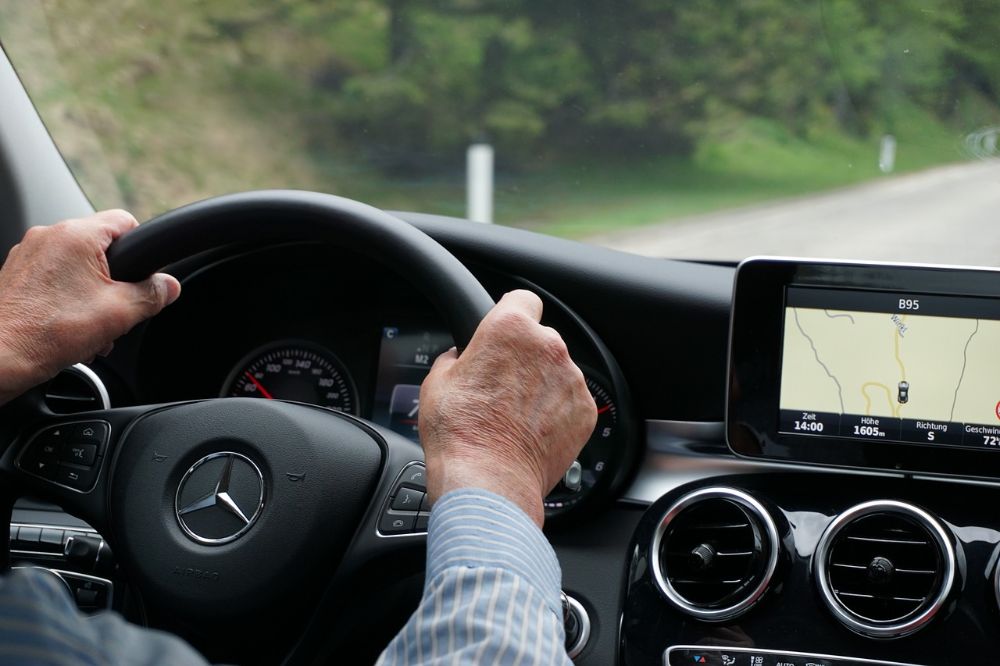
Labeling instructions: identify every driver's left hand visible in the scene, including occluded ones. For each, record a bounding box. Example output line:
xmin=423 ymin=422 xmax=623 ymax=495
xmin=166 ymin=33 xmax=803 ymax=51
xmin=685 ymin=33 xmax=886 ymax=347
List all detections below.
xmin=0 ymin=210 xmax=180 ymax=403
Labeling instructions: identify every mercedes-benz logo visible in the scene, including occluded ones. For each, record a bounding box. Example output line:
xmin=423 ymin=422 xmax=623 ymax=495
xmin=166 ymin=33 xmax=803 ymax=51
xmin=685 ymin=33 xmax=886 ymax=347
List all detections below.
xmin=175 ymin=452 xmax=265 ymax=545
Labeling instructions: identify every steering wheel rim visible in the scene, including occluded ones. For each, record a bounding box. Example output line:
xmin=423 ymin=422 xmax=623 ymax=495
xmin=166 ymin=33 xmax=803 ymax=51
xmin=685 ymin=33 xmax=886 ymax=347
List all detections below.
xmin=106 ymin=189 xmax=495 ymax=348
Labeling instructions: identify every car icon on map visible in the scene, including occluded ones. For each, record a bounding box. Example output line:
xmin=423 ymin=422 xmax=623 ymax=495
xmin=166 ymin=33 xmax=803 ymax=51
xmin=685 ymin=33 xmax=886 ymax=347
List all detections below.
xmin=898 ymin=381 xmax=910 ymax=404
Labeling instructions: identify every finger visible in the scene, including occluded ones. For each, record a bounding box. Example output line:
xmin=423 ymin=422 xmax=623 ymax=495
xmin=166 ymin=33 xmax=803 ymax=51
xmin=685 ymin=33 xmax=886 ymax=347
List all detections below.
xmin=426 ymin=347 xmax=459 ymax=378
xmin=114 ymin=272 xmax=182 ymax=323
xmin=93 ymin=209 xmax=140 ymax=238
xmin=494 ymin=289 xmax=544 ymax=323
xmin=97 ymin=343 xmax=115 ymax=358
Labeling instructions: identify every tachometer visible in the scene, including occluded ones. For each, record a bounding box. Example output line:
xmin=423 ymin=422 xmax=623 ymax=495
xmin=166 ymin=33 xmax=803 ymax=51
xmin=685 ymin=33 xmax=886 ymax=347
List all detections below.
xmin=544 ymin=375 xmax=619 ymax=516
xmin=223 ymin=341 xmax=358 ymax=414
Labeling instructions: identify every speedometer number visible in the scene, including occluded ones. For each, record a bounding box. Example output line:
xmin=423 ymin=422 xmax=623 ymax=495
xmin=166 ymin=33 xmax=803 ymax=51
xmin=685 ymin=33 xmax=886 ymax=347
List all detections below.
xmin=224 ymin=342 xmax=358 ymax=414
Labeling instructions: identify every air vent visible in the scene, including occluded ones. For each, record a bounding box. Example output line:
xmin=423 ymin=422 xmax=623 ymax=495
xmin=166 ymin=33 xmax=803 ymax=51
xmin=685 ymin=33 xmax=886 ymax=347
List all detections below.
xmin=650 ymin=487 xmax=779 ymax=621
xmin=43 ymin=364 xmax=110 ymax=414
xmin=815 ymin=500 xmax=955 ymax=639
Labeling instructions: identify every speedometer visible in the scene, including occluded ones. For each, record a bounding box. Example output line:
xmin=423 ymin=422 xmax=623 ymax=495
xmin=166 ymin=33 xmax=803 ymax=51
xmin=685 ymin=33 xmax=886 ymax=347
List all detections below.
xmin=222 ymin=341 xmax=358 ymax=414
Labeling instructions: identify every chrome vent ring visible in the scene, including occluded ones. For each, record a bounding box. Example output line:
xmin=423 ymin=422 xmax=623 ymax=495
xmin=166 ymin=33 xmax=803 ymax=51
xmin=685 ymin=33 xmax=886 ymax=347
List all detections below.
xmin=815 ymin=500 xmax=955 ymax=639
xmin=650 ymin=487 xmax=779 ymax=622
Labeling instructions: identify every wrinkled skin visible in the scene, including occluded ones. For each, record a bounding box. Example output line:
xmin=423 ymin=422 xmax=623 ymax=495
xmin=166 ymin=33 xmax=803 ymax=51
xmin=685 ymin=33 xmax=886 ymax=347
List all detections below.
xmin=419 ymin=290 xmax=598 ymax=527
xmin=0 ymin=210 xmax=180 ymax=403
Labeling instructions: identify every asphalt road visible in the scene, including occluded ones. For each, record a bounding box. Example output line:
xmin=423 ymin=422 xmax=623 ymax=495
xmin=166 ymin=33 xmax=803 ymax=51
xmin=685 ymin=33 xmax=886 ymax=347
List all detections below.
xmin=589 ymin=159 xmax=1000 ymax=266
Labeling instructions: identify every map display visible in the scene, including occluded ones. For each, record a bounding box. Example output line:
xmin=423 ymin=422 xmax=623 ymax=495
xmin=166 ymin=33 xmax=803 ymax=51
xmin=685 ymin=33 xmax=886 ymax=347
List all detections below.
xmin=778 ymin=287 xmax=1000 ymax=450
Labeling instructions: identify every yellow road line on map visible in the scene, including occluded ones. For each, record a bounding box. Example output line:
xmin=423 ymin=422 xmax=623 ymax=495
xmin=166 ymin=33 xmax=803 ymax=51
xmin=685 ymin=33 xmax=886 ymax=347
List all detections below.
xmin=861 ymin=382 xmax=895 ymax=417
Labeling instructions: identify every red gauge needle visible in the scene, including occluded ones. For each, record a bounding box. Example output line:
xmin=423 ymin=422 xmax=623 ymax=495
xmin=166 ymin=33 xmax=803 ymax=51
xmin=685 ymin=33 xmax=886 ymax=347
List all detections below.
xmin=596 ymin=404 xmax=612 ymax=415
xmin=244 ymin=372 xmax=274 ymax=400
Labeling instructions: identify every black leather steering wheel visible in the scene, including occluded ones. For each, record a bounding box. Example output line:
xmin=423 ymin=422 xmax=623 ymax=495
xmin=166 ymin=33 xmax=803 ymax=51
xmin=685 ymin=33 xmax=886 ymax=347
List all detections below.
xmin=107 ymin=190 xmax=494 ymax=347
xmin=0 ymin=191 xmax=495 ymax=663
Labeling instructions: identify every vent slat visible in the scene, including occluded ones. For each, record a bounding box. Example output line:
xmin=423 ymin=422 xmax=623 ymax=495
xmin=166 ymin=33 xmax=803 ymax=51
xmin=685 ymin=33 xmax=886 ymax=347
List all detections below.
xmin=44 ymin=368 xmax=104 ymax=415
xmin=658 ymin=495 xmax=772 ymax=612
xmin=825 ymin=510 xmax=945 ymax=626
xmin=846 ymin=536 xmax=928 ymax=546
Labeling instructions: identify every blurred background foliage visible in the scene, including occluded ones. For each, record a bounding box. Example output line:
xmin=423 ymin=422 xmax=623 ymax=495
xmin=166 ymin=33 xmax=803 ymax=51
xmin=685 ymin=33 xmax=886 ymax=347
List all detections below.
xmin=0 ymin=0 xmax=997 ymax=236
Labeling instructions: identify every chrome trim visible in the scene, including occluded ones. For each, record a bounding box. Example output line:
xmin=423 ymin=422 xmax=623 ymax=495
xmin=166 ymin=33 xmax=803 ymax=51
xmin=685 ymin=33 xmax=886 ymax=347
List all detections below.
xmin=645 ymin=420 xmax=725 ymax=450
xmin=814 ymin=500 xmax=956 ymax=639
xmin=11 ymin=522 xmax=97 ymax=534
xmin=67 ymin=364 xmax=111 ymax=410
xmin=649 ymin=486 xmax=779 ymax=622
xmin=174 ymin=452 xmax=265 ymax=545
xmin=665 ymin=644 xmax=926 ymax=666
xmin=15 ymin=421 xmax=111 ymax=494
xmin=563 ymin=594 xmax=590 ymax=660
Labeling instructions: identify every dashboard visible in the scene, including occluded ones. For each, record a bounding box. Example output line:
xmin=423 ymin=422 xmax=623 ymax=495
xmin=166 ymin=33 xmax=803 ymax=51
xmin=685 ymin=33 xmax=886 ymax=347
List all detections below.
xmin=14 ymin=215 xmax=1000 ymax=666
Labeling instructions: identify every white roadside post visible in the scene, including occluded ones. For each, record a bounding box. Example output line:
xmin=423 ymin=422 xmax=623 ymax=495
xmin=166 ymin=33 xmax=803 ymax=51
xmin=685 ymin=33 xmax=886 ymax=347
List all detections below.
xmin=879 ymin=134 xmax=897 ymax=173
xmin=466 ymin=143 xmax=494 ymax=224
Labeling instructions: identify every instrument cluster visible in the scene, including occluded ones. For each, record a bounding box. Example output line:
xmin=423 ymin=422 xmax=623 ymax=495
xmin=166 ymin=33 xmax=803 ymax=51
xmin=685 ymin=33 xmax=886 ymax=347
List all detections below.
xmin=133 ymin=243 xmax=639 ymax=519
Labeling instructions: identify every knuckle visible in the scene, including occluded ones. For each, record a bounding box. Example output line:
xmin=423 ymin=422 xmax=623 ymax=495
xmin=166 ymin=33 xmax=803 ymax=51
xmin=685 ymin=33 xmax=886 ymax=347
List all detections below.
xmin=22 ymin=225 xmax=47 ymax=242
xmin=490 ymin=308 xmax=531 ymax=335
xmin=102 ymin=208 xmax=138 ymax=226
xmin=539 ymin=332 xmax=569 ymax=363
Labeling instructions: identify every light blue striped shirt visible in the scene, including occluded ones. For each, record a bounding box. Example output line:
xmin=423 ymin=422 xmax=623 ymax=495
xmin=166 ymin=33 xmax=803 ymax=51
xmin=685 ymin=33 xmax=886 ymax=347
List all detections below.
xmin=0 ymin=488 xmax=570 ymax=665
xmin=377 ymin=488 xmax=571 ymax=665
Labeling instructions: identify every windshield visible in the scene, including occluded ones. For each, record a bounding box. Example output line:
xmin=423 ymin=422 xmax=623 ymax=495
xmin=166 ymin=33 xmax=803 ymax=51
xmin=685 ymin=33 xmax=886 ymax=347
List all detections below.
xmin=1 ymin=1 xmax=997 ymax=264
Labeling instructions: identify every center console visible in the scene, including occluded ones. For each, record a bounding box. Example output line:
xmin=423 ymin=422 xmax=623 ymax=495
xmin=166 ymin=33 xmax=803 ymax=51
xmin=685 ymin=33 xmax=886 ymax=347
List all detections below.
xmin=621 ymin=259 xmax=1000 ymax=665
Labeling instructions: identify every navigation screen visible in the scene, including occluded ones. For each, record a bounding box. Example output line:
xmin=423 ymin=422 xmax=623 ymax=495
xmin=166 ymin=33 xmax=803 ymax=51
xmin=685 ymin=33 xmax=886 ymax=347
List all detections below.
xmin=778 ymin=287 xmax=1000 ymax=451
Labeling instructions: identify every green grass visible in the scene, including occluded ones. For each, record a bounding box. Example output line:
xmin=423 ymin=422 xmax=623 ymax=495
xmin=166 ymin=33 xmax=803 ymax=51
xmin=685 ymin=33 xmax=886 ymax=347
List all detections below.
xmin=320 ymin=106 xmax=970 ymax=240
xmin=485 ymin=109 xmax=968 ymax=239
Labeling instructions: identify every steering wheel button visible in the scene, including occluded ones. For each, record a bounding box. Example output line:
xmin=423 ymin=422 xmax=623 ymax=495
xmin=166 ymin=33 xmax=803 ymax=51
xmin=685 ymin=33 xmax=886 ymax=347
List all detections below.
xmin=74 ymin=422 xmax=109 ymax=446
xmin=61 ymin=444 xmax=98 ymax=467
xmin=39 ymin=442 xmax=60 ymax=459
xmin=391 ymin=488 xmax=424 ymax=511
xmin=22 ymin=455 xmax=59 ymax=480
xmin=419 ymin=493 xmax=430 ymax=511
xmin=379 ymin=510 xmax=417 ymax=535
xmin=56 ymin=464 xmax=97 ymax=491
xmin=400 ymin=465 xmax=427 ymax=490
xmin=39 ymin=529 xmax=65 ymax=552
xmin=16 ymin=527 xmax=40 ymax=547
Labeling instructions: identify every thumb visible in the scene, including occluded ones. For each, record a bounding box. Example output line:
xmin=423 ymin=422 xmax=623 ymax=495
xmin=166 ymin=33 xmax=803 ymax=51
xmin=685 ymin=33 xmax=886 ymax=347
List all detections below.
xmin=426 ymin=346 xmax=459 ymax=377
xmin=118 ymin=272 xmax=181 ymax=320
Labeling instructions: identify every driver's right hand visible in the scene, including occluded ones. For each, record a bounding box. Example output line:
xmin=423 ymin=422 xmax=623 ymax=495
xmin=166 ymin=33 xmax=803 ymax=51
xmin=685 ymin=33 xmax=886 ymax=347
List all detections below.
xmin=417 ymin=289 xmax=597 ymax=527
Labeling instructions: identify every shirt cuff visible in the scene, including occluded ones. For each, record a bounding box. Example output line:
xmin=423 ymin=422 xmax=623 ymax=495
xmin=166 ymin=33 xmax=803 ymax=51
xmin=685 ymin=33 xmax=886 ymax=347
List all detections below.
xmin=426 ymin=488 xmax=563 ymax=614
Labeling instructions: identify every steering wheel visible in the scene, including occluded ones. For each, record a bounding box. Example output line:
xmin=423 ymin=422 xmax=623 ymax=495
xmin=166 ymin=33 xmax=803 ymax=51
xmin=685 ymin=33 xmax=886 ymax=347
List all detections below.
xmin=0 ymin=191 xmax=495 ymax=663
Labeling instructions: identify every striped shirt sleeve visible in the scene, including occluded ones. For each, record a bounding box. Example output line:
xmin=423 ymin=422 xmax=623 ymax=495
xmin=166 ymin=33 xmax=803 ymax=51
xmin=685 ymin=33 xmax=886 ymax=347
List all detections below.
xmin=376 ymin=488 xmax=572 ymax=666
xmin=0 ymin=567 xmax=210 ymax=665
